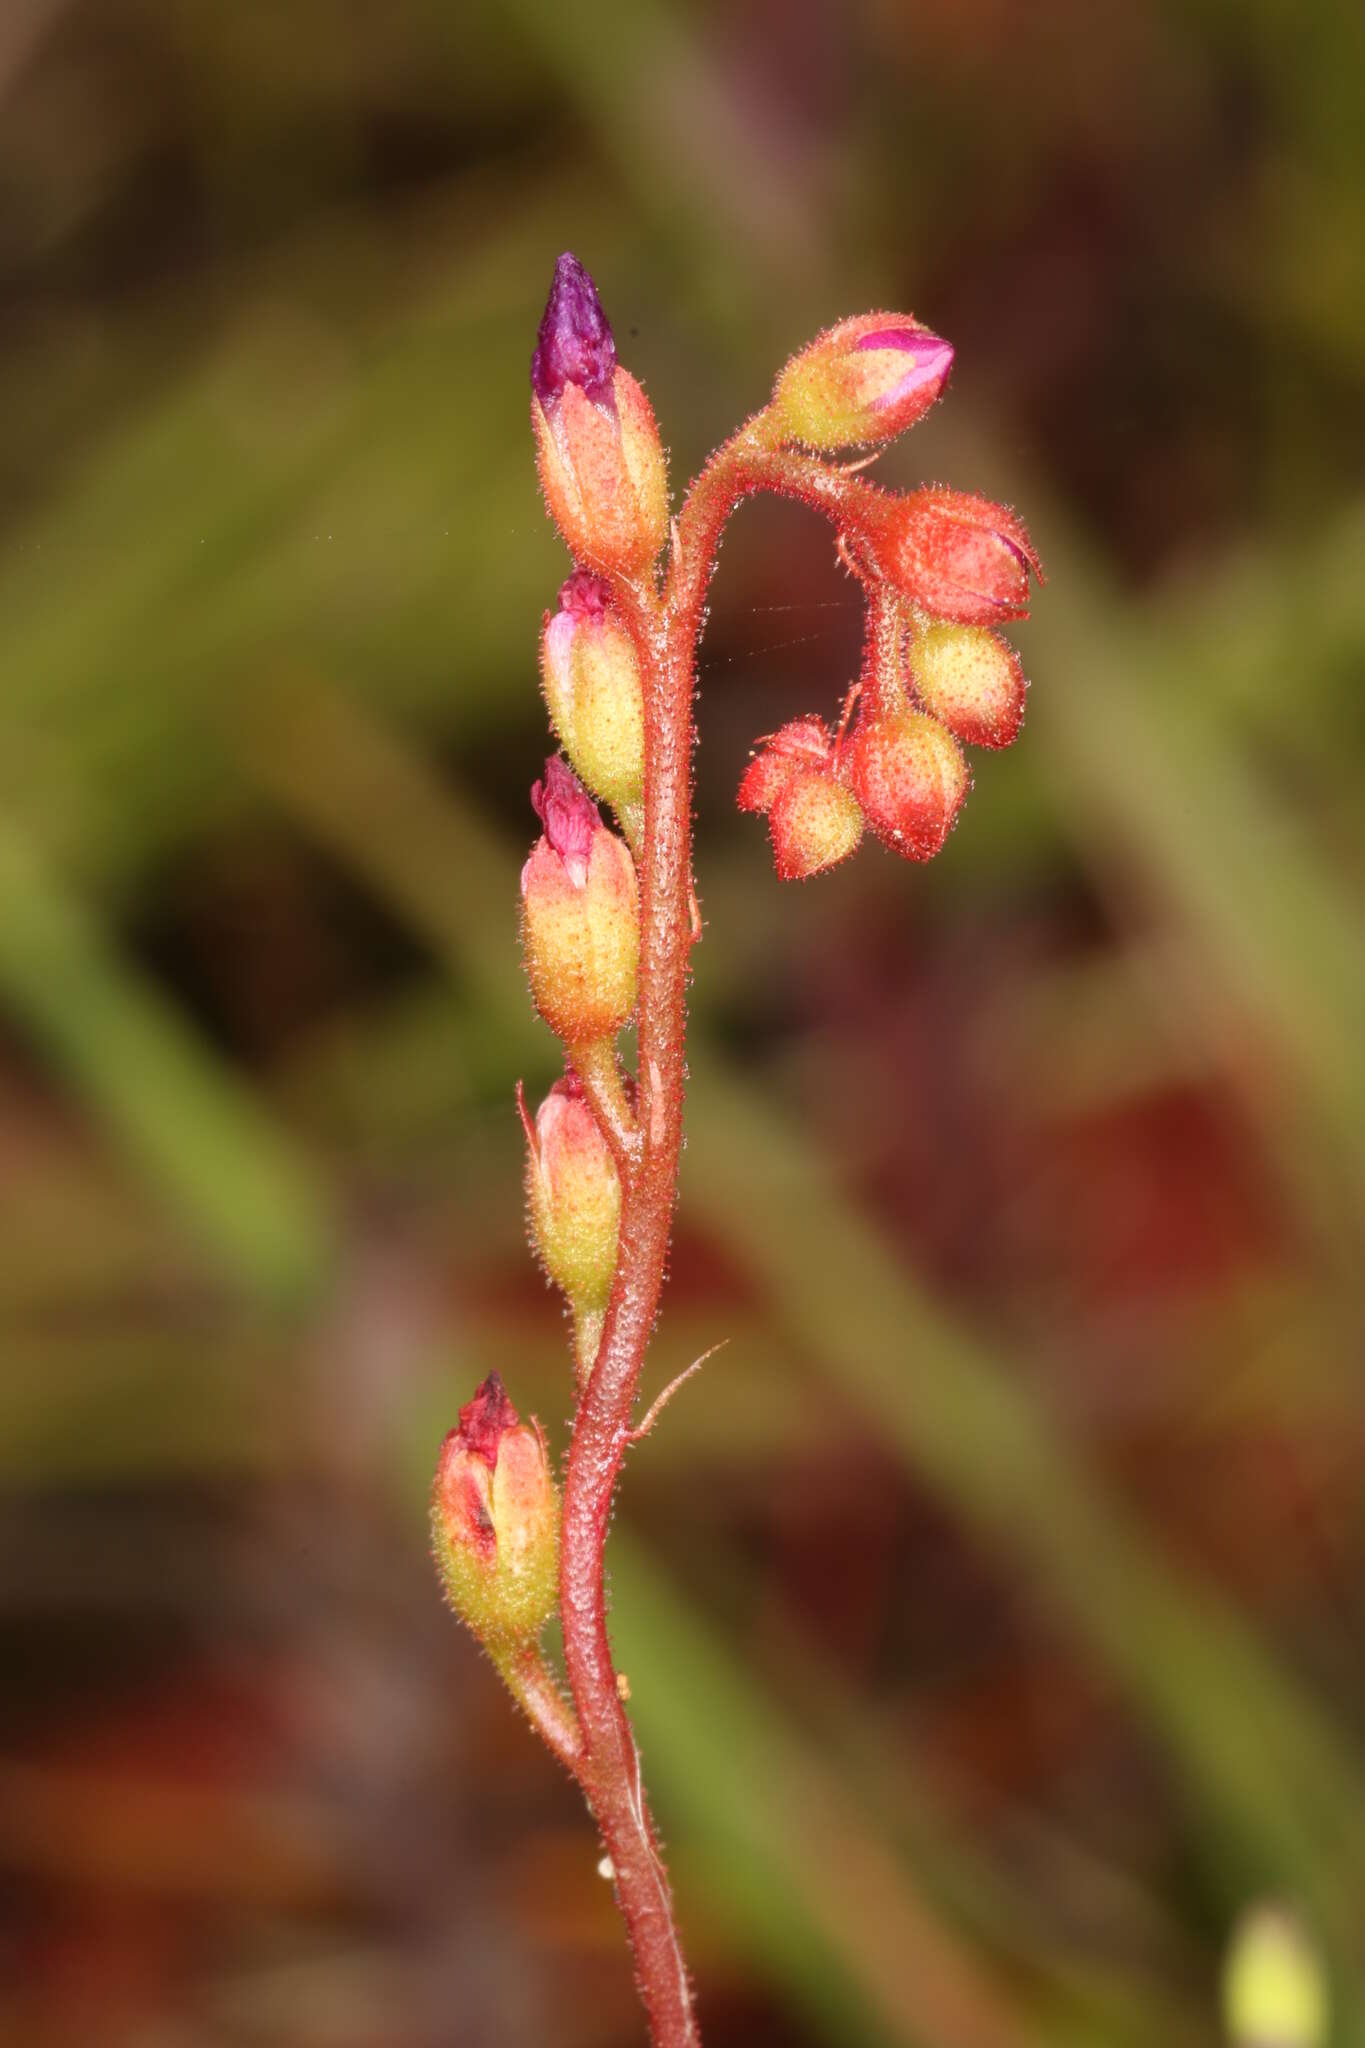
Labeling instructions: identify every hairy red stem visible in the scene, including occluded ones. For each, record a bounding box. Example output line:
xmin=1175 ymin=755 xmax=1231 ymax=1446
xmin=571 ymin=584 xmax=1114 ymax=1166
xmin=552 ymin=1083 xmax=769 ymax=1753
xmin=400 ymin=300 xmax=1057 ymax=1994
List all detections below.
xmin=493 ymin=1640 xmax=584 ymax=1776
xmin=556 ymin=419 xmax=863 ymax=2047
xmin=558 ymin=573 xmax=696 ymax=2045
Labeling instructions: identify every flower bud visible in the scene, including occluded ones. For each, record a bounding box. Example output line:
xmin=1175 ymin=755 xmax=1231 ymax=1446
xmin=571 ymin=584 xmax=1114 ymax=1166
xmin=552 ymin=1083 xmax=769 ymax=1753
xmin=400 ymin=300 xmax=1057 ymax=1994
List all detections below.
xmin=1224 ymin=1906 xmax=1326 ymax=2048
xmin=525 ymin=1074 xmax=621 ymax=1311
xmin=521 ymin=758 xmax=638 ymax=1045
xmin=769 ymin=767 xmax=864 ymax=881
xmin=909 ymin=621 xmax=1027 ymax=749
xmin=736 ymin=715 xmax=833 ymax=815
xmin=842 ymin=708 xmax=969 ymax=861
xmin=541 ymin=571 xmax=645 ymax=813
xmin=431 ymin=1372 xmax=559 ymax=1645
xmin=774 ymin=313 xmax=954 ymax=450
xmin=531 ymin=253 xmax=668 ymax=575
xmin=868 ymin=488 xmax=1044 ymax=625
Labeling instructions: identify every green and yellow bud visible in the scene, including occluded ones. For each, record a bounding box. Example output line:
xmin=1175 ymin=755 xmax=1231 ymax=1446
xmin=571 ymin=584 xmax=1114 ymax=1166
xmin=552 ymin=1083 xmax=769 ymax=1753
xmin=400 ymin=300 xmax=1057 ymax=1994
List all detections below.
xmin=769 ymin=768 xmax=864 ymax=880
xmin=541 ymin=572 xmax=645 ymax=813
xmin=525 ymin=1074 xmax=621 ymax=1311
xmin=431 ymin=1373 xmax=559 ymax=1646
xmin=773 ymin=313 xmax=953 ymax=451
xmin=521 ymin=759 xmax=639 ymax=1045
xmin=909 ymin=621 xmax=1027 ymax=749
xmin=1223 ymin=1906 xmax=1327 ymax=2048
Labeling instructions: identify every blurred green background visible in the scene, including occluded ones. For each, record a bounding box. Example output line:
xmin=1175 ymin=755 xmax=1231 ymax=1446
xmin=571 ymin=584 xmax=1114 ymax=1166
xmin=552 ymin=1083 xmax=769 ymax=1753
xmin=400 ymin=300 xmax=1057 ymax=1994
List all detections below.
xmin=2 ymin=2 xmax=1363 ymax=2043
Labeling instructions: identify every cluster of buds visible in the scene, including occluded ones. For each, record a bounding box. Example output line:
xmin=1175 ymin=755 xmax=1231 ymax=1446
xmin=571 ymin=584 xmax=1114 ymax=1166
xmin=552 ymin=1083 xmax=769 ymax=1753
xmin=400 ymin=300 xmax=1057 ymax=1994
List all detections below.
xmin=430 ymin=260 xmax=660 ymax=1658
xmin=736 ymin=584 xmax=1034 ymax=878
xmin=739 ymin=320 xmax=1043 ymax=880
xmin=430 ymin=1372 xmax=559 ymax=1648
xmin=431 ymin=250 xmax=1044 ymax=1802
xmin=737 ymin=716 xmax=865 ymax=880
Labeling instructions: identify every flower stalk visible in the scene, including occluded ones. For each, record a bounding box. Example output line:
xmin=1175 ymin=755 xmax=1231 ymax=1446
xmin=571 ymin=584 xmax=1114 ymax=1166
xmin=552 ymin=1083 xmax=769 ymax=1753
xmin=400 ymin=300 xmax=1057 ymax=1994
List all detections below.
xmin=429 ymin=252 xmax=1044 ymax=2047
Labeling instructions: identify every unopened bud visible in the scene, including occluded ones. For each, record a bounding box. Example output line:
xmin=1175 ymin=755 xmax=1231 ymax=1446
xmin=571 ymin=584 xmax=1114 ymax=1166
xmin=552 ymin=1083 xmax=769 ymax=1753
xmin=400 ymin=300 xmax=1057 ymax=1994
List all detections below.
xmin=541 ymin=571 xmax=645 ymax=813
xmin=525 ymin=1074 xmax=621 ymax=1311
xmin=521 ymin=758 xmax=638 ymax=1045
xmin=910 ymin=621 xmax=1027 ymax=749
xmin=774 ymin=314 xmax=954 ymax=450
xmin=842 ymin=709 xmax=969 ymax=860
xmin=868 ymin=488 xmax=1044 ymax=625
xmin=736 ymin=715 xmax=833 ymax=815
xmin=431 ymin=1372 xmax=559 ymax=1644
xmin=769 ymin=768 xmax=864 ymax=880
xmin=1224 ymin=1906 xmax=1326 ymax=2048
xmin=531 ymin=253 xmax=668 ymax=575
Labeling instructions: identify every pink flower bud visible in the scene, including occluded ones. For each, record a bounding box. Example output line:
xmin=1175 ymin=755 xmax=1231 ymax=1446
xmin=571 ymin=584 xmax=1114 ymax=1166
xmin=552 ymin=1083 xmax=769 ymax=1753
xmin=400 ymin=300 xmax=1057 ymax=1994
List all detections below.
xmin=540 ymin=572 xmax=645 ymax=814
xmin=525 ymin=1074 xmax=621 ymax=1311
xmin=909 ymin=622 xmax=1027 ymax=749
xmin=532 ymin=253 xmax=617 ymax=407
xmin=774 ymin=313 xmax=954 ymax=450
xmin=868 ymin=488 xmax=1044 ymax=625
xmin=530 ymin=253 xmax=668 ymax=575
xmin=431 ymin=1372 xmax=559 ymax=1644
xmin=768 ymin=767 xmax=864 ymax=881
xmin=531 ymin=753 xmax=596 ymax=883
xmin=736 ymin=716 xmax=832 ymax=815
xmin=521 ymin=759 xmax=639 ymax=1045
xmin=841 ymin=708 xmax=970 ymax=861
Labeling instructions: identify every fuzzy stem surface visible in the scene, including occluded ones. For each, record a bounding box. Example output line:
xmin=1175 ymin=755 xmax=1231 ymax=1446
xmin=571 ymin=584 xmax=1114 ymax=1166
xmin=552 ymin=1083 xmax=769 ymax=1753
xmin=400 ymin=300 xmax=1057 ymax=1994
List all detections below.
xmin=492 ymin=1640 xmax=584 ymax=1775
xmin=558 ymin=562 xmax=697 ymax=2045
xmin=556 ymin=418 xmax=862 ymax=2048
xmin=571 ymin=1035 xmax=641 ymax=1173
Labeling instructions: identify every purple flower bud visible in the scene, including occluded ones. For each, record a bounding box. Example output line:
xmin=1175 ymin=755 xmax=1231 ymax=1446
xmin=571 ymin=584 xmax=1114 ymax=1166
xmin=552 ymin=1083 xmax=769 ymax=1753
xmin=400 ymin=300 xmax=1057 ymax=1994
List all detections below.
xmin=531 ymin=252 xmax=617 ymax=409
xmin=529 ymin=260 xmax=667 ymax=573
xmin=531 ymin=756 xmax=599 ymax=886
xmin=558 ymin=569 xmax=613 ymax=623
xmin=457 ymin=1369 xmax=519 ymax=1467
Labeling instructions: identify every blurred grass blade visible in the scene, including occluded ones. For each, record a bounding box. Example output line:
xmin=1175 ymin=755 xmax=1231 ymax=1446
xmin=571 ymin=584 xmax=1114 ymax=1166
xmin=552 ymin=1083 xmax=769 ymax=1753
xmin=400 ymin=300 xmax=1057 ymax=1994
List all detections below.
xmin=746 ymin=1602 xmax=1206 ymax=2048
xmin=236 ymin=670 xmax=537 ymax=1047
xmin=1035 ymin=603 xmax=1365 ymax=1231
xmin=498 ymin=0 xmax=817 ymax=299
xmin=684 ymin=1057 xmax=1365 ymax=2004
xmin=0 ymin=815 xmax=330 ymax=1302
xmin=237 ymin=696 xmax=1365 ymax=2015
xmin=955 ymin=436 xmax=1365 ymax=1247
xmin=611 ymin=1533 xmax=1049 ymax=2048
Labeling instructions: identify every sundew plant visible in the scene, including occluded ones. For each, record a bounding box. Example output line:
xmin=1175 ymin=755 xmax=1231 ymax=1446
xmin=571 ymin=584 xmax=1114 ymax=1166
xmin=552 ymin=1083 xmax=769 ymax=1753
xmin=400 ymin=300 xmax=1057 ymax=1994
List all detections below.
xmin=429 ymin=252 xmax=1043 ymax=2047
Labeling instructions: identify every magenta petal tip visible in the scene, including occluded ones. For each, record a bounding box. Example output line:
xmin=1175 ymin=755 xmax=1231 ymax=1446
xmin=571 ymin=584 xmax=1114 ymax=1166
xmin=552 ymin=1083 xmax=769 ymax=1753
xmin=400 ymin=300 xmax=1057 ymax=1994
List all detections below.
xmin=858 ymin=327 xmax=954 ymax=411
xmin=532 ymin=252 xmax=617 ymax=407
